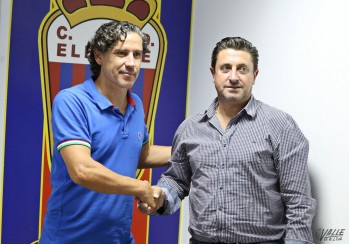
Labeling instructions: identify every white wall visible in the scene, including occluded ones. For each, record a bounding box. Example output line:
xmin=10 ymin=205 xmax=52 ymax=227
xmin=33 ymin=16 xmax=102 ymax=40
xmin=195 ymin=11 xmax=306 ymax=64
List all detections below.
xmin=181 ymin=0 xmax=349 ymax=243
xmin=0 ymin=0 xmax=11 ymax=207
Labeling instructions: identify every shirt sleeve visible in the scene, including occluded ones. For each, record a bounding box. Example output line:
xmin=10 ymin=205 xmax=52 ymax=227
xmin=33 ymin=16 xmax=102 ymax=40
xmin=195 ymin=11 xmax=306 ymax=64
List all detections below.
xmin=142 ymin=124 xmax=149 ymax=146
xmin=154 ymin=122 xmax=192 ymax=215
xmin=276 ymin=116 xmax=316 ymax=243
xmin=52 ymin=90 xmax=91 ymax=150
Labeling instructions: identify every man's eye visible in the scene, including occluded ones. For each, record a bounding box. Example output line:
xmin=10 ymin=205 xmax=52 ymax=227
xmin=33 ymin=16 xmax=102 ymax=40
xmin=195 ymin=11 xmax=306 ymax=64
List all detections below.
xmin=134 ymin=52 xmax=142 ymax=58
xmin=116 ymin=51 xmax=127 ymax=56
xmin=221 ymin=65 xmax=231 ymax=72
xmin=238 ymin=66 xmax=248 ymax=73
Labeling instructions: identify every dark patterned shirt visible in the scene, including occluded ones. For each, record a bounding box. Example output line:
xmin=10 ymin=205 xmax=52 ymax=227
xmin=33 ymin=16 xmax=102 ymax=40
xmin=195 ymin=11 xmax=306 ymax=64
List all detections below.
xmin=157 ymin=96 xmax=316 ymax=244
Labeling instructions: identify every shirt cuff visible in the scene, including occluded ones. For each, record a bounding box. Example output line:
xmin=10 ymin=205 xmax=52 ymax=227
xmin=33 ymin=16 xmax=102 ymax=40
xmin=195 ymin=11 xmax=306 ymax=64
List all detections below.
xmin=285 ymin=238 xmax=313 ymax=244
xmin=152 ymin=184 xmax=180 ymax=215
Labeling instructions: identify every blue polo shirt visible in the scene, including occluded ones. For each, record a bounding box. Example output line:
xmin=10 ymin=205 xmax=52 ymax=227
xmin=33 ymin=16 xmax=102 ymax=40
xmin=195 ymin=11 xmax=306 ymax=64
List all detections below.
xmin=40 ymin=79 xmax=149 ymax=244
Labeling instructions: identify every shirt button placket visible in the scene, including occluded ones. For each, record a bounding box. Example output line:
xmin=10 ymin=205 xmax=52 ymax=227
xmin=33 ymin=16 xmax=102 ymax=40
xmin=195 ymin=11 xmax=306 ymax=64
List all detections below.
xmin=216 ymin=137 xmax=228 ymax=233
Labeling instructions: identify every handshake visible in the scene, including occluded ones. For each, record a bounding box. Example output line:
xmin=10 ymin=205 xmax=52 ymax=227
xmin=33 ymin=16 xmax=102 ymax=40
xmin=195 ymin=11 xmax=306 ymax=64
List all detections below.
xmin=136 ymin=181 xmax=166 ymax=215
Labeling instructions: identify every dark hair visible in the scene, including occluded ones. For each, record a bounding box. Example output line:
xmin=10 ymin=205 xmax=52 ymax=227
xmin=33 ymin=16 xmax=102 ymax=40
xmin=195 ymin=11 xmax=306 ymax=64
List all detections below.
xmin=86 ymin=20 xmax=150 ymax=80
xmin=211 ymin=37 xmax=259 ymax=72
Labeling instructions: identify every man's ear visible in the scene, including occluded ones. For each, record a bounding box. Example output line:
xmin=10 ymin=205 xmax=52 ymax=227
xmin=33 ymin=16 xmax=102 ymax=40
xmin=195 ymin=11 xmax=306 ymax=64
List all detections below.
xmin=210 ymin=67 xmax=215 ymax=76
xmin=94 ymin=50 xmax=102 ymax=65
xmin=253 ymin=69 xmax=259 ymax=84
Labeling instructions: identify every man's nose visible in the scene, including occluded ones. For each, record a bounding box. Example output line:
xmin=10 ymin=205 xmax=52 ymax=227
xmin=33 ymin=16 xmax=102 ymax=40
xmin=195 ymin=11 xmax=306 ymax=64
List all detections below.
xmin=229 ymin=69 xmax=239 ymax=80
xmin=125 ymin=53 xmax=135 ymax=66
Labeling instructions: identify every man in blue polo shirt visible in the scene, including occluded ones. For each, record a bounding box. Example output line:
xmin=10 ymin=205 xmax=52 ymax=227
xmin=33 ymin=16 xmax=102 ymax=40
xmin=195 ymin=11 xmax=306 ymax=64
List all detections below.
xmin=39 ymin=20 xmax=171 ymax=243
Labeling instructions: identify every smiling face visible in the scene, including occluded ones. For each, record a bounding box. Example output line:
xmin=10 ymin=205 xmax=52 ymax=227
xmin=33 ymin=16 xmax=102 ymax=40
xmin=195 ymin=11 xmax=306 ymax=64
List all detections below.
xmin=210 ymin=48 xmax=259 ymax=108
xmin=94 ymin=31 xmax=143 ymax=90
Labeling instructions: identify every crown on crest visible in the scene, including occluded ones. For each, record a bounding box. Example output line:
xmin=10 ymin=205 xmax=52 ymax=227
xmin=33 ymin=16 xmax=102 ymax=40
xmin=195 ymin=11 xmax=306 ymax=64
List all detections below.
xmin=55 ymin=0 xmax=158 ymax=28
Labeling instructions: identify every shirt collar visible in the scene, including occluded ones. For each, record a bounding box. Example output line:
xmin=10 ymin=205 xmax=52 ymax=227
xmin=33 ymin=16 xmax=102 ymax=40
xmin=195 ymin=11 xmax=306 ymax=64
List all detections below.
xmin=84 ymin=79 xmax=136 ymax=110
xmin=201 ymin=95 xmax=258 ymax=121
xmin=204 ymin=97 xmax=219 ymax=119
xmin=244 ymin=95 xmax=258 ymax=118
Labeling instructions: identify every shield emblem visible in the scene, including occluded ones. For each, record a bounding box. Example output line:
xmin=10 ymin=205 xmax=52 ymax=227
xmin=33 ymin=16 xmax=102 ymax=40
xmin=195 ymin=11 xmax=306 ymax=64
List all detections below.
xmin=37 ymin=1 xmax=167 ymax=243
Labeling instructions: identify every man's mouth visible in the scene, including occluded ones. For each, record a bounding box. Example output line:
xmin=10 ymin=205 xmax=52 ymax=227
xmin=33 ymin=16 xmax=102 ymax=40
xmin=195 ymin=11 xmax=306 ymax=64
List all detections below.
xmin=121 ymin=71 xmax=136 ymax=76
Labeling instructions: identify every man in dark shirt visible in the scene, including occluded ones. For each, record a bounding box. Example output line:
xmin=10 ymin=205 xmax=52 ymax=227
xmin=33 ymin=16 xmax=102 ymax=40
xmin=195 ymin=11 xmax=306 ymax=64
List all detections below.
xmin=139 ymin=37 xmax=316 ymax=244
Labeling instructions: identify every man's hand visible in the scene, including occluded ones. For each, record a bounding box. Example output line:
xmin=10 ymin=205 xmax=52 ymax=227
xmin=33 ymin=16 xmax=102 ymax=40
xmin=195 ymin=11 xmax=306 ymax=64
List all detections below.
xmin=137 ymin=186 xmax=165 ymax=215
xmin=135 ymin=180 xmax=156 ymax=209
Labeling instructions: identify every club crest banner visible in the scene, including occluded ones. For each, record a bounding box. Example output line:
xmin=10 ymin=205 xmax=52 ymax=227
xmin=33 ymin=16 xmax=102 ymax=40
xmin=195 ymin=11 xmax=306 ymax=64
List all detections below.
xmin=36 ymin=0 xmax=167 ymax=243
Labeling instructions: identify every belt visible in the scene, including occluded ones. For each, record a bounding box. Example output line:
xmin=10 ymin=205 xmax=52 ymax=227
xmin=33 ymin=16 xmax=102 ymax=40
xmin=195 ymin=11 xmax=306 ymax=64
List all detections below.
xmin=190 ymin=238 xmax=244 ymax=244
xmin=190 ymin=238 xmax=283 ymax=244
